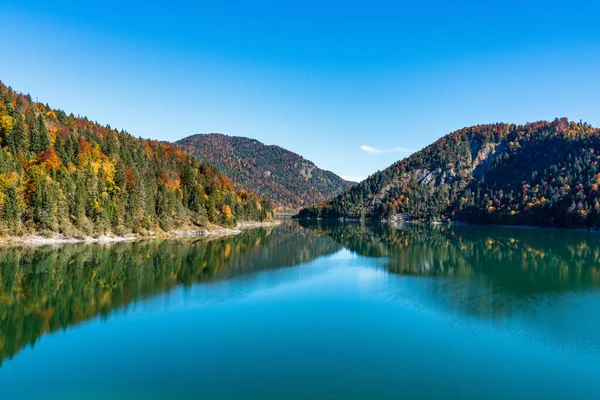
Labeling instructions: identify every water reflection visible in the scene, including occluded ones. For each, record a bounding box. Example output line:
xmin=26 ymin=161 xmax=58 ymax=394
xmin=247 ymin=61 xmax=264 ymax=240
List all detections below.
xmin=0 ymin=221 xmax=340 ymax=366
xmin=4 ymin=219 xmax=600 ymax=368
xmin=300 ymin=220 xmax=600 ymax=321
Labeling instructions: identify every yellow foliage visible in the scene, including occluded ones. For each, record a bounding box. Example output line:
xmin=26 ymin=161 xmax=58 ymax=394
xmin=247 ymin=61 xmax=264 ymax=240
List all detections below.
xmin=223 ymin=243 xmax=231 ymax=258
xmin=223 ymin=205 xmax=233 ymax=220
xmin=0 ymin=115 xmax=13 ymax=137
xmin=49 ymin=127 xmax=58 ymax=144
xmin=577 ymin=209 xmax=588 ymax=218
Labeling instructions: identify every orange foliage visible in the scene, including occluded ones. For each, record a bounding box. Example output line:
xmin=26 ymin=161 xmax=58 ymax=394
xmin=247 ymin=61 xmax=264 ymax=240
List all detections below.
xmin=143 ymin=142 xmax=155 ymax=157
xmin=78 ymin=140 xmax=110 ymax=167
xmin=220 ymin=175 xmax=234 ymax=191
xmin=125 ymin=168 xmax=135 ymax=190
xmin=34 ymin=148 xmax=62 ymax=170
xmin=161 ymin=171 xmax=181 ymax=191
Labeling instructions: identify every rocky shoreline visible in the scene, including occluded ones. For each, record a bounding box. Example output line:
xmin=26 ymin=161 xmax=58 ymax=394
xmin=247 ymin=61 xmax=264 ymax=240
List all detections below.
xmin=0 ymin=220 xmax=281 ymax=247
xmin=236 ymin=221 xmax=282 ymax=229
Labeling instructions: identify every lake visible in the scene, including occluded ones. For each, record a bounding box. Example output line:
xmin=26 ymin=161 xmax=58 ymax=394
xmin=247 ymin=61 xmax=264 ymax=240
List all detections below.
xmin=1 ymin=220 xmax=599 ymax=399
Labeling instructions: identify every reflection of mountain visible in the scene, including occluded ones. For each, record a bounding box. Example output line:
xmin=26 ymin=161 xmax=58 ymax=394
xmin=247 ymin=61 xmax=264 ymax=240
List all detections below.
xmin=0 ymin=221 xmax=340 ymax=366
xmin=301 ymin=220 xmax=600 ymax=316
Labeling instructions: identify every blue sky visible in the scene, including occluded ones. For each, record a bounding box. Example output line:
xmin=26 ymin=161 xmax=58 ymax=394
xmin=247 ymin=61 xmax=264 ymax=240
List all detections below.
xmin=1 ymin=1 xmax=599 ymax=181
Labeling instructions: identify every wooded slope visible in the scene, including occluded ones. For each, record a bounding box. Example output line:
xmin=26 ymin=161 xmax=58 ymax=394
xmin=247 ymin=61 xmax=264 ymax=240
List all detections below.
xmin=178 ymin=133 xmax=355 ymax=212
xmin=0 ymin=82 xmax=271 ymax=236
xmin=300 ymin=119 xmax=600 ymax=228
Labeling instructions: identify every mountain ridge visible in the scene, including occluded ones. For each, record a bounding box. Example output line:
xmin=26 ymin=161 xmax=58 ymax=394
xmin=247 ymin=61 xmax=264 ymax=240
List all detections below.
xmin=299 ymin=118 xmax=600 ymax=228
xmin=177 ymin=133 xmax=355 ymax=212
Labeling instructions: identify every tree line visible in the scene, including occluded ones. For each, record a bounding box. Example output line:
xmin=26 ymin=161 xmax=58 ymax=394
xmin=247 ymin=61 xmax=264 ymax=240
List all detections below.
xmin=299 ymin=119 xmax=600 ymax=228
xmin=0 ymin=82 xmax=272 ymax=236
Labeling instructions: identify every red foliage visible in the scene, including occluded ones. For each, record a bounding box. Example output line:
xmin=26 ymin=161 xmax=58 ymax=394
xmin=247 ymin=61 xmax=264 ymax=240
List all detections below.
xmin=34 ymin=148 xmax=62 ymax=170
xmin=125 ymin=168 xmax=135 ymax=190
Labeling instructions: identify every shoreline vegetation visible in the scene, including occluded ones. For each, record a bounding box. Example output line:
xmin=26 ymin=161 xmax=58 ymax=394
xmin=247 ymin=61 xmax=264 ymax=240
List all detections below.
xmin=0 ymin=220 xmax=281 ymax=246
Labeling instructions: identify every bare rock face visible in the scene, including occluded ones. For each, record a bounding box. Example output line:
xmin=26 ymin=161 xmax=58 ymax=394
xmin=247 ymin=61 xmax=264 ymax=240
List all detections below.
xmin=361 ymin=139 xmax=500 ymax=217
xmin=299 ymin=162 xmax=315 ymax=180
xmin=471 ymin=141 xmax=503 ymax=179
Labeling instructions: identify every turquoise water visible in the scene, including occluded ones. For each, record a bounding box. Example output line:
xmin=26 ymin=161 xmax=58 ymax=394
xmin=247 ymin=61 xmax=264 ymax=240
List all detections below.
xmin=1 ymin=221 xmax=600 ymax=399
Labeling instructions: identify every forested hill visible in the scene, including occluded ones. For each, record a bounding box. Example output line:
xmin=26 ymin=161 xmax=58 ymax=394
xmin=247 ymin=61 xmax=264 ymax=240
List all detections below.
xmin=299 ymin=118 xmax=600 ymax=228
xmin=177 ymin=133 xmax=355 ymax=212
xmin=0 ymin=82 xmax=272 ymax=236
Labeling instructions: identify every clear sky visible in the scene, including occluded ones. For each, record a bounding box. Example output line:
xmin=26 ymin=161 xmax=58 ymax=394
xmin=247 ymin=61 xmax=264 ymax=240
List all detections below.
xmin=1 ymin=1 xmax=599 ymax=181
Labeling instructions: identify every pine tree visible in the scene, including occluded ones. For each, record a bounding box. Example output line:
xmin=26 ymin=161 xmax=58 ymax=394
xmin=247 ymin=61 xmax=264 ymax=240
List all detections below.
xmin=9 ymin=114 xmax=26 ymax=157
xmin=3 ymin=185 xmax=19 ymax=226
xmin=27 ymin=111 xmax=41 ymax=154
xmin=0 ymin=146 xmax=9 ymax=174
xmin=65 ymin=130 xmax=78 ymax=163
xmin=54 ymin=134 xmax=67 ymax=163
xmin=37 ymin=114 xmax=50 ymax=151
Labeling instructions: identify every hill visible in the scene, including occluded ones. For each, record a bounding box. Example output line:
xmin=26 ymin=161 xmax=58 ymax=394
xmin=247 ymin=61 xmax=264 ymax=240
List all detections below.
xmin=299 ymin=118 xmax=600 ymax=228
xmin=177 ymin=133 xmax=355 ymax=212
xmin=0 ymin=82 xmax=272 ymax=237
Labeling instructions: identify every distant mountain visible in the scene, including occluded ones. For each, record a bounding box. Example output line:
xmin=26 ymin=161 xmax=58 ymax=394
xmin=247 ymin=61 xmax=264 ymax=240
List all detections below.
xmin=299 ymin=118 xmax=600 ymax=228
xmin=0 ymin=81 xmax=272 ymax=237
xmin=177 ymin=133 xmax=355 ymax=211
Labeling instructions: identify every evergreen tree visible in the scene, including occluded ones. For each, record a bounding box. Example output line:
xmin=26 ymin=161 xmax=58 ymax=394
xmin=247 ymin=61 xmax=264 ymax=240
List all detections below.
xmin=54 ymin=134 xmax=67 ymax=162
xmin=9 ymin=113 xmax=26 ymax=156
xmin=37 ymin=114 xmax=50 ymax=151
xmin=3 ymin=185 xmax=19 ymax=226
xmin=27 ymin=111 xmax=41 ymax=154
xmin=0 ymin=81 xmax=272 ymax=236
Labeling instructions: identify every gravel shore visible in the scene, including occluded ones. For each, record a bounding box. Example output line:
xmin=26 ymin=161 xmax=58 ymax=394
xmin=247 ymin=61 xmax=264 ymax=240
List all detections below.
xmin=0 ymin=220 xmax=281 ymax=247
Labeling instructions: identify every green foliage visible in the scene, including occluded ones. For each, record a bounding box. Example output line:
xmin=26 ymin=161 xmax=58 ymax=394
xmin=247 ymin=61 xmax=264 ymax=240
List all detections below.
xmin=300 ymin=118 xmax=600 ymax=228
xmin=0 ymin=81 xmax=272 ymax=236
xmin=177 ymin=133 xmax=355 ymax=212
xmin=300 ymin=220 xmax=600 ymax=307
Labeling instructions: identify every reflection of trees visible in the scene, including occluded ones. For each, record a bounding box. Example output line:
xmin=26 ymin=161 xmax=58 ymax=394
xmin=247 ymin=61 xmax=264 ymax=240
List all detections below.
xmin=0 ymin=222 xmax=340 ymax=366
xmin=301 ymin=220 xmax=600 ymax=318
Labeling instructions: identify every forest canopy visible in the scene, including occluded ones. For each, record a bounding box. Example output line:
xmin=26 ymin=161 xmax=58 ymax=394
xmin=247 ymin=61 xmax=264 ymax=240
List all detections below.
xmin=177 ymin=133 xmax=354 ymax=212
xmin=0 ymin=82 xmax=272 ymax=236
xmin=299 ymin=118 xmax=600 ymax=228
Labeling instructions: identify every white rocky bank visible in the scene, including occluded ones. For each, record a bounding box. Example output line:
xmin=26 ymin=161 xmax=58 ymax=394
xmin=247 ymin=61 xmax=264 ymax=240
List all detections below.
xmin=0 ymin=221 xmax=281 ymax=246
